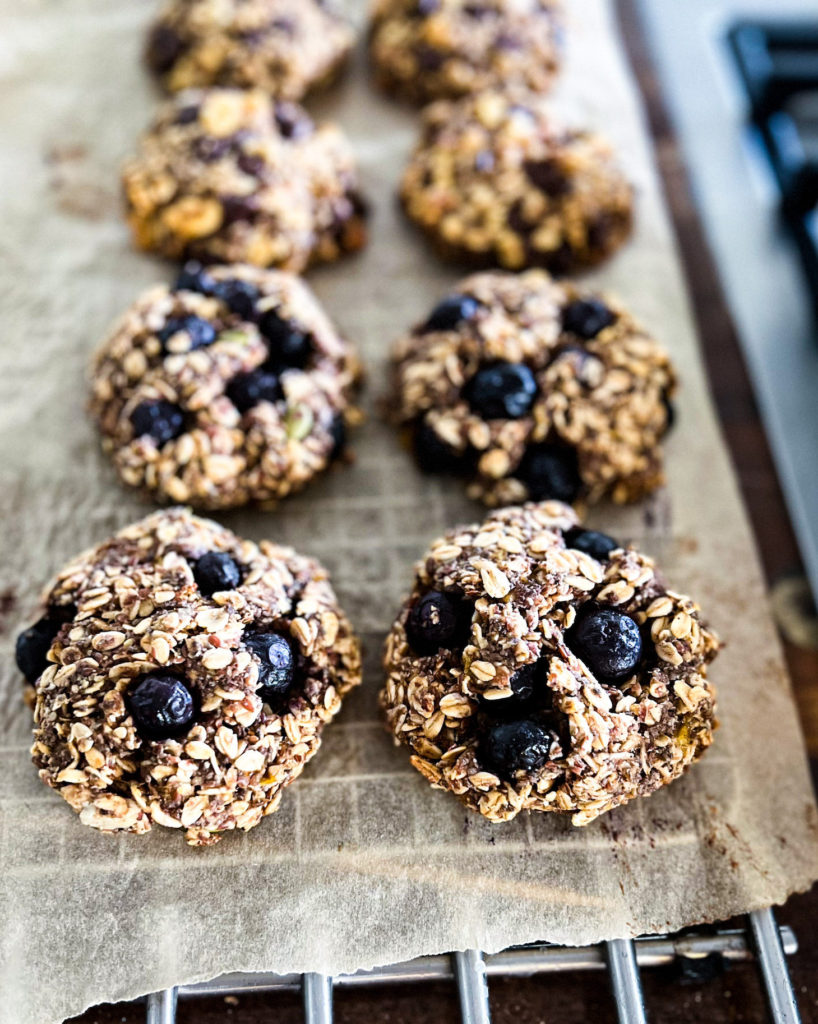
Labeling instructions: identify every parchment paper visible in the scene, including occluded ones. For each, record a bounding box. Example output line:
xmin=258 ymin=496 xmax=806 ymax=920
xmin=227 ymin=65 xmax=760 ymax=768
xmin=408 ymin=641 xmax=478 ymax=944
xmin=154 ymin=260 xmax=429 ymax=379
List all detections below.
xmin=1 ymin=1 xmax=817 ymax=1022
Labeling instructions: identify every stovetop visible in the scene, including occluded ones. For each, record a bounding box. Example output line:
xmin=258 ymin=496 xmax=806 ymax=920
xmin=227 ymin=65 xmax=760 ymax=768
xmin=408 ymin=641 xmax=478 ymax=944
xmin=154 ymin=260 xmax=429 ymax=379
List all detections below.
xmin=637 ymin=0 xmax=818 ymax=601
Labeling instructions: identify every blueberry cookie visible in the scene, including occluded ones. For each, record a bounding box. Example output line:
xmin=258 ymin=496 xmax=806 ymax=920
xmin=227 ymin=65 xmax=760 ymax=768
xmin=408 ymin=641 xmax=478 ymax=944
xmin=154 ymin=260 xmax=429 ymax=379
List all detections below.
xmin=21 ymin=509 xmax=361 ymax=845
xmin=390 ymin=270 xmax=676 ymax=507
xmin=147 ymin=0 xmax=353 ymax=99
xmin=381 ymin=502 xmax=719 ymax=825
xmin=90 ymin=263 xmax=361 ymax=510
xmin=400 ymin=92 xmax=633 ymax=272
xmin=122 ymin=88 xmax=367 ymax=270
xmin=368 ymin=0 xmax=563 ymax=105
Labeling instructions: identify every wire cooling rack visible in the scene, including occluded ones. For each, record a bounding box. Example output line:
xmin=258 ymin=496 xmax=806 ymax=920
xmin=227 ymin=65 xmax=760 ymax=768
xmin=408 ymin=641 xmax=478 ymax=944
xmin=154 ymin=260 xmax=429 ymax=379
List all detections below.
xmin=142 ymin=907 xmax=800 ymax=1024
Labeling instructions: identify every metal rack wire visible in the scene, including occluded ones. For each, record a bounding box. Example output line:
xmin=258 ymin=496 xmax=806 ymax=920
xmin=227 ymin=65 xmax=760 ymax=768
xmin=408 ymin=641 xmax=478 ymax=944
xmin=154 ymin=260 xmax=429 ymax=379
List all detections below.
xmin=143 ymin=908 xmax=801 ymax=1024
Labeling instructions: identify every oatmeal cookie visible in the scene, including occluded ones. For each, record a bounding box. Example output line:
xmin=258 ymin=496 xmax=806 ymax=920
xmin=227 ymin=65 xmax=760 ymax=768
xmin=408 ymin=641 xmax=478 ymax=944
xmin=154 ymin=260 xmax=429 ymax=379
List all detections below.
xmin=90 ymin=263 xmax=361 ymax=510
xmin=20 ymin=508 xmax=361 ymax=845
xmin=390 ymin=270 xmax=675 ymax=507
xmin=122 ymin=88 xmax=367 ymax=270
xmin=368 ymin=0 xmax=563 ymax=105
xmin=381 ymin=502 xmax=719 ymax=825
xmin=147 ymin=0 xmax=353 ymax=99
xmin=400 ymin=91 xmax=633 ymax=272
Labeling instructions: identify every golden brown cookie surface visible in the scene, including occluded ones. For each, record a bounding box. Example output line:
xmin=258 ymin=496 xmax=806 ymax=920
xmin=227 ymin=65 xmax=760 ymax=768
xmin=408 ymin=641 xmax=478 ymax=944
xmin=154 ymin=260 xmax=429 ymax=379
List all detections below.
xmin=24 ymin=509 xmax=362 ymax=845
xmin=400 ymin=91 xmax=633 ymax=272
xmin=123 ymin=89 xmax=367 ymax=270
xmin=147 ymin=0 xmax=354 ymax=99
xmin=369 ymin=0 xmax=563 ymax=104
xmin=381 ymin=502 xmax=719 ymax=825
xmin=91 ymin=264 xmax=361 ymax=510
xmin=390 ymin=270 xmax=676 ymax=507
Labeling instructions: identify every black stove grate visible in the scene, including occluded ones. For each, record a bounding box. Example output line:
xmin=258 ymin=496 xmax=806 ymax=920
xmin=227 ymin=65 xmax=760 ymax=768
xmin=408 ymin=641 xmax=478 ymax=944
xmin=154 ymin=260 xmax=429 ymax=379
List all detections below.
xmin=728 ymin=20 xmax=818 ymax=318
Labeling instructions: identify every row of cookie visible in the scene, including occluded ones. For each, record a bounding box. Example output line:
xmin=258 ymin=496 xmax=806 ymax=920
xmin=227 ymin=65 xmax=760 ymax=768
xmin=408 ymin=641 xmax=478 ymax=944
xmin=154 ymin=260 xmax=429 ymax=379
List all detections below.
xmin=20 ymin=505 xmax=718 ymax=846
xmin=91 ymin=263 xmax=674 ymax=511
xmin=122 ymin=84 xmax=632 ymax=275
xmin=146 ymin=0 xmax=563 ymax=105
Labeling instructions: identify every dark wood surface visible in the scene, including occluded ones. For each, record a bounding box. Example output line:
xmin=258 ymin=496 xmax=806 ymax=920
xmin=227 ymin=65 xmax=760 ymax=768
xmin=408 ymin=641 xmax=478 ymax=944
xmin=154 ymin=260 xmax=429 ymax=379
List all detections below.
xmin=68 ymin=4 xmax=818 ymax=1022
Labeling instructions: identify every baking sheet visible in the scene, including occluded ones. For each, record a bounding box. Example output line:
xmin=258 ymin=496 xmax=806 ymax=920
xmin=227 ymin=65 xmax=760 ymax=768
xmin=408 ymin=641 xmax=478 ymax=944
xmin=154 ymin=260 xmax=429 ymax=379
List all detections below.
xmin=1 ymin=1 xmax=817 ymax=1022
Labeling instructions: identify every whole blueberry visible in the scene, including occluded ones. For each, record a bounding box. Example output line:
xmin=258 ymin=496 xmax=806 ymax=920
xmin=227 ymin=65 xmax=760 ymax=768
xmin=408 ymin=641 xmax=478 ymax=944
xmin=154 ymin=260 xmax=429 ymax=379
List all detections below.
xmin=517 ymin=444 xmax=581 ymax=503
xmin=130 ymin=400 xmax=186 ymax=445
xmin=244 ymin=631 xmax=295 ymax=701
xmin=173 ymin=261 xmax=216 ymax=296
xmin=413 ymin=420 xmax=473 ymax=475
xmin=561 ymin=298 xmax=616 ymax=339
xmin=481 ymin=658 xmax=550 ymax=720
xmin=127 ymin=674 xmax=196 ymax=741
xmin=465 ymin=361 xmax=538 ymax=420
xmin=564 ymin=527 xmax=618 ymax=562
xmin=259 ymin=310 xmax=312 ymax=369
xmin=421 ymin=294 xmax=479 ymax=333
xmin=15 ymin=618 xmax=61 ymax=682
xmin=329 ymin=413 xmax=346 ymax=461
xmin=567 ymin=605 xmax=642 ymax=683
xmin=405 ymin=590 xmax=471 ymax=656
xmin=483 ymin=720 xmax=552 ymax=778
xmin=157 ymin=315 xmax=216 ymax=352
xmin=214 ymin=278 xmax=261 ymax=320
xmin=193 ymin=552 xmax=242 ymax=596
xmin=227 ymin=369 xmax=282 ymax=413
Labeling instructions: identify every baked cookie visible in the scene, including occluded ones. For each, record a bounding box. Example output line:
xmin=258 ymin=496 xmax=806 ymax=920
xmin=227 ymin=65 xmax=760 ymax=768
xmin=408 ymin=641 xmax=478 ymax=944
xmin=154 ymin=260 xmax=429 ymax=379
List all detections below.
xmin=20 ymin=508 xmax=361 ymax=845
xmin=147 ymin=0 xmax=353 ymax=99
xmin=400 ymin=91 xmax=633 ymax=272
xmin=368 ymin=0 xmax=563 ymax=105
xmin=122 ymin=88 xmax=367 ymax=270
xmin=381 ymin=502 xmax=719 ymax=825
xmin=390 ymin=270 xmax=676 ymax=507
xmin=90 ymin=263 xmax=361 ymax=510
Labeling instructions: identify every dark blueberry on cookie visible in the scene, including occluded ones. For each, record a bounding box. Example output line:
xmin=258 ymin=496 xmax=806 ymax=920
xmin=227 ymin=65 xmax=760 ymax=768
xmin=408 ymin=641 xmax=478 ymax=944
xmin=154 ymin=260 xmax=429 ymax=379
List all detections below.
xmin=15 ymin=618 xmax=62 ymax=682
xmin=509 ymin=660 xmax=544 ymax=703
xmin=220 ymin=194 xmax=261 ymax=226
xmin=414 ymin=420 xmax=473 ymax=475
xmin=130 ymin=400 xmax=186 ymax=445
xmin=329 ymin=413 xmax=347 ymax=461
xmin=260 ymin=310 xmax=312 ymax=369
xmin=564 ymin=527 xmax=618 ymax=562
xmin=193 ymin=135 xmax=234 ymax=163
xmin=421 ymin=294 xmax=479 ymax=333
xmin=465 ymin=361 xmax=537 ymax=420
xmin=173 ymin=261 xmax=216 ymax=296
xmin=214 ymin=278 xmax=261 ymax=320
xmin=567 ymin=605 xmax=642 ymax=684
xmin=561 ymin=298 xmax=616 ymax=339
xmin=523 ymin=158 xmax=571 ymax=198
xmin=146 ymin=25 xmax=186 ymax=75
xmin=227 ymin=369 xmax=282 ymax=413
xmin=273 ymin=102 xmax=313 ymax=141
xmin=517 ymin=444 xmax=581 ymax=503
xmin=245 ymin=631 xmax=295 ymax=702
xmin=405 ymin=590 xmax=471 ymax=656
xmin=193 ymin=552 xmax=242 ymax=596
xmin=157 ymin=315 xmax=217 ymax=353
xmin=128 ymin=674 xmax=195 ymax=741
xmin=483 ymin=720 xmax=552 ymax=778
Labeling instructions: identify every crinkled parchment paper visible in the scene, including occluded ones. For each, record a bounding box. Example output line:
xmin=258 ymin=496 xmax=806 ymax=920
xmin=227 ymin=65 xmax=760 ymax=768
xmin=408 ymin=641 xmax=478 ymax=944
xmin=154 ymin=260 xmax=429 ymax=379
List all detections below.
xmin=0 ymin=1 xmax=816 ymax=1021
